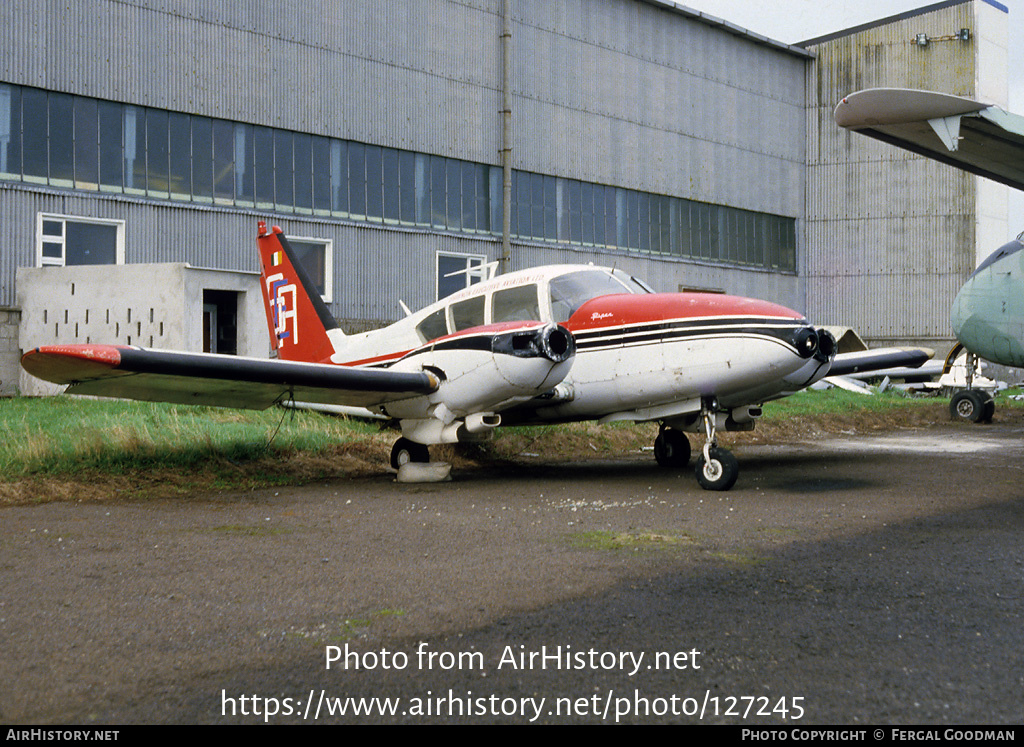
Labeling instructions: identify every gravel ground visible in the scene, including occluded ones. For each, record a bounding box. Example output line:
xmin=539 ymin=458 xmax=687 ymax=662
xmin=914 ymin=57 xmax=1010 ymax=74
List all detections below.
xmin=1 ymin=419 xmax=1022 ymax=724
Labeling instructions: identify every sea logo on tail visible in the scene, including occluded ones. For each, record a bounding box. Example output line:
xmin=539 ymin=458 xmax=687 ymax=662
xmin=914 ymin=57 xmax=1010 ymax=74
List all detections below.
xmin=266 ymin=272 xmax=299 ymax=346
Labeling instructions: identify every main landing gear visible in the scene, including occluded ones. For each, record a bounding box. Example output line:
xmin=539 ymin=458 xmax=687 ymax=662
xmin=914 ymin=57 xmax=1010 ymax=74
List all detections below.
xmin=390 ymin=437 xmax=429 ymax=469
xmin=654 ymin=425 xmax=691 ymax=468
xmin=654 ymin=399 xmax=739 ymax=491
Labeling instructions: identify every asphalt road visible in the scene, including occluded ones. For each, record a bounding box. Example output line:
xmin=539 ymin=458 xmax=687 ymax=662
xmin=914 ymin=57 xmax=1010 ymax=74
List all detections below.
xmin=2 ymin=421 xmax=1022 ymax=724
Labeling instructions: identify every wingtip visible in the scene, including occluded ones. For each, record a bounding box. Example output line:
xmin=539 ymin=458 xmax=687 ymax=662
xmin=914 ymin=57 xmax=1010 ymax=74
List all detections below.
xmin=21 ymin=344 xmax=127 ymax=384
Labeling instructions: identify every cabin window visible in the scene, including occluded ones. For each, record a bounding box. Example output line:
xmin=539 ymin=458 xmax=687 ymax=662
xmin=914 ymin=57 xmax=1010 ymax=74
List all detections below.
xmin=492 ymin=284 xmax=541 ymax=323
xmin=416 ymin=308 xmax=449 ymax=343
xmin=450 ymin=295 xmax=485 ymax=332
xmin=37 ymin=214 xmax=124 ymax=267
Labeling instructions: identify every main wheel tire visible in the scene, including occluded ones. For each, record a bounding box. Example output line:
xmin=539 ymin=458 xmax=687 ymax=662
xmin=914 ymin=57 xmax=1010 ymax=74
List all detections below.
xmin=695 ymin=447 xmax=739 ymax=491
xmin=654 ymin=429 xmax=691 ymax=468
xmin=950 ymin=389 xmax=987 ymax=423
xmin=982 ymin=392 xmax=996 ymax=423
xmin=390 ymin=438 xmax=430 ymax=469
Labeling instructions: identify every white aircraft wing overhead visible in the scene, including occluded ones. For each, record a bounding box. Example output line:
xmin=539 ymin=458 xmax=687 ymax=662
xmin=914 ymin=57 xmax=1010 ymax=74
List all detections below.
xmin=21 ymin=344 xmax=439 ymax=409
xmin=834 ymin=88 xmax=1024 ymax=191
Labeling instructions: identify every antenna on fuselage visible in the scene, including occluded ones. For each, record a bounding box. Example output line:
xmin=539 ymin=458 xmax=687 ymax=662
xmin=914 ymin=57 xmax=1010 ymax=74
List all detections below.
xmin=398 ymin=300 xmax=413 ymax=317
xmin=442 ymin=261 xmax=500 ymax=283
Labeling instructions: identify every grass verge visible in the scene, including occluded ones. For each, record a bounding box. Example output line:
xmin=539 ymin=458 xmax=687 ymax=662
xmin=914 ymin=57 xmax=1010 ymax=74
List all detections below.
xmin=1 ymin=388 xmax=1019 ymax=505
xmin=0 ymin=397 xmax=392 ymax=504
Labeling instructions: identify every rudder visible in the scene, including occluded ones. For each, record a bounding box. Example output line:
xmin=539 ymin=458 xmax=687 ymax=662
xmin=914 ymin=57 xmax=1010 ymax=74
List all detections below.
xmin=257 ymin=222 xmax=342 ymax=364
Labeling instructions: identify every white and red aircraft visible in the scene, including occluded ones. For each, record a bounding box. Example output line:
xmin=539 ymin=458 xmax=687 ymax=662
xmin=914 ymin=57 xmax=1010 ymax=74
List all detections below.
xmin=21 ymin=222 xmax=928 ymax=490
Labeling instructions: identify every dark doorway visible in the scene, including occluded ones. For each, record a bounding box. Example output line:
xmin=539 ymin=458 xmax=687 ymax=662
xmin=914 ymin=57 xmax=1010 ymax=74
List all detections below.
xmin=202 ymin=290 xmax=238 ymax=355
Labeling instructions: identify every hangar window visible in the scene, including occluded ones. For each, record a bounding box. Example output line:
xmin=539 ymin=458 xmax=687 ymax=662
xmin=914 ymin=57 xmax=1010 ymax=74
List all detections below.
xmin=0 ymin=82 xmax=798 ymax=274
xmin=437 ymin=251 xmax=488 ymax=301
xmin=37 ymin=214 xmax=125 ymax=267
xmin=288 ymin=237 xmax=333 ymax=302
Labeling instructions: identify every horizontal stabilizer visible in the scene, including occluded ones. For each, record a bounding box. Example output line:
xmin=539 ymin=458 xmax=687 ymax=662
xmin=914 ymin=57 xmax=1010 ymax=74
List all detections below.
xmin=828 ymin=347 xmax=933 ymax=378
xmin=21 ymin=345 xmax=438 ymax=410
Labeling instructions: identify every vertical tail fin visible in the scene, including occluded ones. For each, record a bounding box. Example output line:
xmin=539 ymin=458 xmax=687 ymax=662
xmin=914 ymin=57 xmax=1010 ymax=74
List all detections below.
xmin=257 ymin=222 xmax=343 ymax=363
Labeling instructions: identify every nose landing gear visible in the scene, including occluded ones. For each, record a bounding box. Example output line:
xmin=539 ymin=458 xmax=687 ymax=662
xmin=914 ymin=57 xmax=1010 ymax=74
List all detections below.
xmin=947 ymin=349 xmax=995 ymax=423
xmin=694 ymin=400 xmax=739 ymax=491
xmin=696 ymin=446 xmax=739 ymax=491
xmin=654 ymin=399 xmax=739 ymax=491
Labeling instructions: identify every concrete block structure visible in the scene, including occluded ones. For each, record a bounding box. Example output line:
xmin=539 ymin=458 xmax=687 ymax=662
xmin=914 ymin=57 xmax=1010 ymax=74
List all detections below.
xmin=17 ymin=264 xmax=263 ymax=395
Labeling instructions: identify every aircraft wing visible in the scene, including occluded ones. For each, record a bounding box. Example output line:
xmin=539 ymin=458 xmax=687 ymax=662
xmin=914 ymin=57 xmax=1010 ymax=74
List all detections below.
xmin=828 ymin=347 xmax=933 ymax=378
xmin=21 ymin=344 xmax=438 ymax=410
xmin=834 ymin=88 xmax=1024 ymax=191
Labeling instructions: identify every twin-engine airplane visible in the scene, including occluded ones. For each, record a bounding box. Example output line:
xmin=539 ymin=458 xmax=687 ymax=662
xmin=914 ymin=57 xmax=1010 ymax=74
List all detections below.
xmin=21 ymin=222 xmax=927 ymax=490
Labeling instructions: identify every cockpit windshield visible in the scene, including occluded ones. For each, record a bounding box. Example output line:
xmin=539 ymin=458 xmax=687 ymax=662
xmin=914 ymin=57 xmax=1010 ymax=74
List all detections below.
xmin=972 ymin=236 xmax=1024 ymax=277
xmin=549 ymin=269 xmax=652 ymax=323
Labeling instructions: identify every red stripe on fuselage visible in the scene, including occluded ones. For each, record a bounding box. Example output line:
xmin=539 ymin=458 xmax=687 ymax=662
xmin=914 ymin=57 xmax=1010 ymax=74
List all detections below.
xmin=341 ymin=350 xmax=409 ymax=368
xmin=566 ymin=294 xmax=805 ymax=332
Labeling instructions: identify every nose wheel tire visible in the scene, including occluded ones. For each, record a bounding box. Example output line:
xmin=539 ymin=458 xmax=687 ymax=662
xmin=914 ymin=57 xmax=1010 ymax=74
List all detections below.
xmin=654 ymin=428 xmax=691 ymax=468
xmin=695 ymin=447 xmax=739 ymax=491
xmin=391 ymin=438 xmax=430 ymax=469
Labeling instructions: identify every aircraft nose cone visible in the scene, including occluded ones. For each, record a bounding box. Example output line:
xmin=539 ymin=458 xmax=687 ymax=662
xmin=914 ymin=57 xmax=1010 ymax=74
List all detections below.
xmin=949 ymin=281 xmax=972 ymax=343
xmin=950 ymin=268 xmax=1024 ymax=367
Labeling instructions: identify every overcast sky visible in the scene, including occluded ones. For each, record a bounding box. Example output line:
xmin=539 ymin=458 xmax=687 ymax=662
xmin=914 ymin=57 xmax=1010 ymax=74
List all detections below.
xmin=679 ymin=0 xmax=1022 ymax=102
xmin=678 ymin=0 xmax=1023 ymax=239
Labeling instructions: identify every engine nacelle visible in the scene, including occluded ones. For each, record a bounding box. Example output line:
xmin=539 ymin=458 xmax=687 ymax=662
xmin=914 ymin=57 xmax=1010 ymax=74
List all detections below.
xmin=380 ymin=322 xmax=575 ymax=441
xmin=464 ymin=411 xmax=501 ymax=434
xmin=726 ymin=405 xmax=762 ymax=431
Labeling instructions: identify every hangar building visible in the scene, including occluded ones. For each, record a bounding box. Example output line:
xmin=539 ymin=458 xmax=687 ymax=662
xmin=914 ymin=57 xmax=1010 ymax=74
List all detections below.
xmin=804 ymin=0 xmax=1010 ymax=348
xmin=0 ymin=0 xmax=1010 ymax=395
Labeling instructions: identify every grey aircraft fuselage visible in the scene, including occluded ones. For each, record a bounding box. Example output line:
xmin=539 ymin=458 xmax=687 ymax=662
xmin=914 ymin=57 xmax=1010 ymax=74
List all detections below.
xmin=950 ymin=234 xmax=1024 ymax=367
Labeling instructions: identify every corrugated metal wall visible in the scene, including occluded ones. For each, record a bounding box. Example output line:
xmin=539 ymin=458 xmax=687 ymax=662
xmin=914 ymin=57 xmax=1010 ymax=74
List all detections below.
xmin=511 ymin=0 xmax=807 ymax=217
xmin=0 ymin=0 xmax=504 ymax=164
xmin=0 ymin=0 xmax=810 ymax=330
xmin=805 ymin=1 xmax=999 ymax=346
